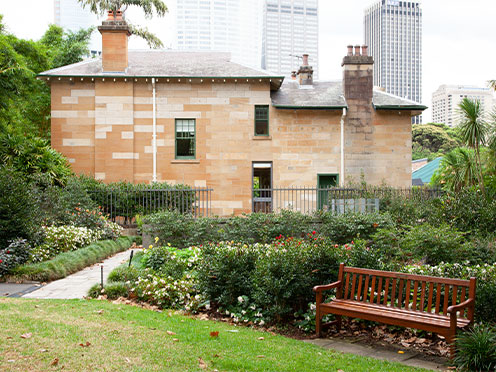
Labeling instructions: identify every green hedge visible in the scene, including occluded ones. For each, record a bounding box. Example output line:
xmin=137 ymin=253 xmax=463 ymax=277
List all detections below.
xmin=9 ymin=236 xmax=137 ymax=282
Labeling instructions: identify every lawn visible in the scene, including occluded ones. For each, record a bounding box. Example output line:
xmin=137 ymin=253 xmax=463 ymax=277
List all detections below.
xmin=0 ymin=298 xmax=430 ymax=372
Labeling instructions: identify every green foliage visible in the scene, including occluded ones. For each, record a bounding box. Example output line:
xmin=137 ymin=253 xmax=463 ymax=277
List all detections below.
xmin=142 ymin=245 xmax=200 ymax=279
xmin=454 ymin=324 xmax=496 ymax=372
xmin=0 ymin=239 xmax=31 ymax=277
xmin=10 ymin=236 xmax=135 ymax=282
xmin=103 ymin=281 xmax=130 ymax=299
xmin=107 ymin=265 xmax=141 ymax=284
xmin=412 ymin=123 xmax=460 ymax=160
xmin=400 ymin=224 xmax=466 ymax=265
xmin=318 ymin=212 xmax=395 ymax=244
xmin=432 ymin=148 xmax=478 ymax=192
xmin=0 ymin=166 xmax=42 ymax=249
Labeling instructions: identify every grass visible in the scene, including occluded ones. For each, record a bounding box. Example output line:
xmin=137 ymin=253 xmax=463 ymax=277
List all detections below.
xmin=8 ymin=236 xmax=138 ymax=282
xmin=0 ymin=298 xmax=430 ymax=372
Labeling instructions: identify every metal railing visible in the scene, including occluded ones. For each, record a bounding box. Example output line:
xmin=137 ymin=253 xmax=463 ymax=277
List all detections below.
xmin=89 ymin=187 xmax=212 ymax=225
xmin=252 ymin=186 xmax=442 ymax=215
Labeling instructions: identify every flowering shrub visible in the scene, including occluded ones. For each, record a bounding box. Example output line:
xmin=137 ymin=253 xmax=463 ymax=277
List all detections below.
xmin=29 ymin=225 xmax=102 ymax=262
xmin=68 ymin=206 xmax=123 ymax=240
xmin=0 ymin=239 xmax=32 ymax=277
xmin=217 ymin=295 xmax=267 ymax=325
xmin=142 ymin=243 xmax=201 ymax=277
xmin=131 ymin=270 xmax=203 ymax=312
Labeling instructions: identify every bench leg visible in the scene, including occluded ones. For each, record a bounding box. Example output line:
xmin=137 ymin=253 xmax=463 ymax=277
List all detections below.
xmin=445 ymin=333 xmax=456 ymax=359
xmin=336 ymin=315 xmax=342 ymax=331
xmin=315 ymin=307 xmax=322 ymax=337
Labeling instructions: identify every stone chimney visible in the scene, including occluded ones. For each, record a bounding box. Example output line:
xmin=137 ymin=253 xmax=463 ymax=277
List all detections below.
xmin=297 ymin=54 xmax=313 ymax=86
xmin=98 ymin=10 xmax=131 ymax=72
xmin=342 ymin=45 xmax=374 ymax=102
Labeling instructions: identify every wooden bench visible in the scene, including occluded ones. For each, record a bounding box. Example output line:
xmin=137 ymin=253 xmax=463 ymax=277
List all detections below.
xmin=313 ymin=264 xmax=476 ymax=357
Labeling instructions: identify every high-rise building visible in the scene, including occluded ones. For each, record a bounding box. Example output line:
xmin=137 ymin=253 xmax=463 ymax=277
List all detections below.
xmin=432 ymin=85 xmax=495 ymax=127
xmin=174 ymin=0 xmax=263 ymax=69
xmin=262 ymin=0 xmax=318 ymax=78
xmin=364 ymin=0 xmax=422 ymax=123
xmin=54 ymin=0 xmax=101 ymax=55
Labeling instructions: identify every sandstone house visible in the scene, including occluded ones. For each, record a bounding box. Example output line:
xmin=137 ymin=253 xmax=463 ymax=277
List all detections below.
xmin=39 ymin=14 xmax=426 ymax=216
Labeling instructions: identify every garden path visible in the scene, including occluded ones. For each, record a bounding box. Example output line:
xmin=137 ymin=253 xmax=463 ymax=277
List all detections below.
xmin=23 ymin=249 xmax=138 ymax=299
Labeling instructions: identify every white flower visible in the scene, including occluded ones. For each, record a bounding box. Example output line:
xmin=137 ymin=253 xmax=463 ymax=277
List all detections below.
xmin=237 ymin=296 xmax=244 ymax=303
xmin=259 ymin=320 xmax=265 ymax=326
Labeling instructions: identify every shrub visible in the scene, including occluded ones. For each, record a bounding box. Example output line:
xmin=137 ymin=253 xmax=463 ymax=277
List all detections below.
xmin=107 ymin=266 xmax=141 ymax=284
xmin=454 ymin=324 xmax=496 ymax=372
xmin=142 ymin=244 xmax=201 ymax=279
xmin=0 ymin=166 xmax=42 ymax=248
xmin=88 ymin=283 xmax=103 ymax=298
xmin=197 ymin=242 xmax=263 ymax=306
xmin=0 ymin=239 xmax=32 ymax=277
xmin=400 ymin=224 xmax=466 ymax=265
xmin=318 ymin=212 xmax=395 ymax=244
xmin=102 ymin=282 xmax=129 ymax=300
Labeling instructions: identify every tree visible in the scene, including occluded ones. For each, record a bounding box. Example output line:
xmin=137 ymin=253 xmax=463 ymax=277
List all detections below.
xmin=489 ymin=80 xmax=496 ymax=91
xmin=457 ymin=98 xmax=488 ymax=195
xmin=412 ymin=123 xmax=460 ymax=160
xmin=78 ymin=0 xmax=167 ymax=48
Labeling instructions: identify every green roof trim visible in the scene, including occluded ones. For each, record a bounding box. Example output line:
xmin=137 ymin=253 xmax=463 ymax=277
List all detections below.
xmin=273 ymin=104 xmax=347 ymax=110
xmin=373 ymin=104 xmax=428 ymax=110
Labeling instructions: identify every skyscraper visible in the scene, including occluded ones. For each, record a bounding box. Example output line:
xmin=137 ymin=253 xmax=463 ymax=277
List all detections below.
xmin=262 ymin=0 xmax=319 ymax=78
xmin=54 ymin=0 xmax=101 ymax=55
xmin=364 ymin=0 xmax=422 ymax=123
xmin=432 ymin=85 xmax=495 ymax=127
xmin=175 ymin=0 xmax=263 ymax=69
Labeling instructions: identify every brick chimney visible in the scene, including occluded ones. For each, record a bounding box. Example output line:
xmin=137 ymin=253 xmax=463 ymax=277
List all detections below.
xmin=98 ymin=10 xmax=131 ymax=72
xmin=297 ymin=54 xmax=313 ymax=86
xmin=342 ymin=45 xmax=374 ymax=102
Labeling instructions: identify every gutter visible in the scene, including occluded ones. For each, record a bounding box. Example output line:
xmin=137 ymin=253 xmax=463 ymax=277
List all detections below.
xmin=152 ymin=77 xmax=157 ymax=183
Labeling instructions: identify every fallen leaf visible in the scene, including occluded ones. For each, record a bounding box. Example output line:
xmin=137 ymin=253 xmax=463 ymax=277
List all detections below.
xmin=257 ymin=355 xmax=265 ymax=358
xmin=173 ymin=338 xmax=179 ymax=342
xmin=79 ymin=341 xmax=91 ymax=347
xmin=39 ymin=349 xmax=48 ymax=353
xmin=125 ymin=357 xmax=131 ymax=363
xmin=50 ymin=358 xmax=59 ymax=366
xmin=226 ymin=330 xmax=239 ymax=333
xmin=96 ymin=310 xmax=104 ymax=314
xmin=20 ymin=333 xmax=32 ymax=339
xmin=6 ymin=337 xmax=12 ymax=340
xmin=257 ymin=337 xmax=264 ymax=340
xmin=210 ymin=331 xmax=219 ymax=338
xmin=198 ymin=357 xmax=208 ymax=370
xmin=213 ymin=354 xmax=220 ymax=358
xmin=338 ymin=370 xmax=344 ymax=372
xmin=167 ymin=331 xmax=176 ymax=336
xmin=398 ymin=350 xmax=404 ymax=354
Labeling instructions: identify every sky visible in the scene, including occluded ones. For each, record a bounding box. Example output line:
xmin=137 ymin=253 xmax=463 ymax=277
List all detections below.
xmin=1 ymin=0 xmax=495 ymax=121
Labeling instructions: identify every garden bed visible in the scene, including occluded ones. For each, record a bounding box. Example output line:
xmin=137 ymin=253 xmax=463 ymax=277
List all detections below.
xmin=6 ymin=236 xmax=138 ymax=283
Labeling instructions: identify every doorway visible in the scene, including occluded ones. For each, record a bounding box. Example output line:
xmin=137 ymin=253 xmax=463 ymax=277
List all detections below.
xmin=252 ymin=162 xmax=272 ymax=212
xmin=317 ymin=174 xmax=339 ymax=211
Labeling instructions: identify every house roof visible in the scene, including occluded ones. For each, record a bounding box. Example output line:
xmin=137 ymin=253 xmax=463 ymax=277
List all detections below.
xmin=38 ymin=51 xmax=284 ymax=88
xmin=411 ymin=157 xmax=442 ymax=185
xmin=270 ymin=80 xmax=427 ymax=111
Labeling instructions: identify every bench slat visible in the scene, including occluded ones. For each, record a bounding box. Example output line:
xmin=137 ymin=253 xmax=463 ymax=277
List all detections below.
xmin=460 ymin=287 xmax=466 ymax=318
xmin=344 ymin=272 xmax=350 ymax=300
xmin=405 ymin=280 xmax=411 ymax=309
xmin=398 ymin=279 xmax=404 ymax=308
xmin=427 ymin=282 xmax=434 ymax=313
xmin=412 ymin=281 xmax=419 ymax=311
xmin=435 ymin=283 xmax=442 ymax=314
xmin=350 ymin=274 xmax=357 ymax=301
xmin=452 ymin=285 xmax=458 ymax=307
xmin=370 ymin=276 xmax=376 ymax=303
xmin=357 ymin=275 xmax=363 ymax=301
xmin=363 ymin=275 xmax=370 ymax=302
xmin=420 ymin=281 xmax=426 ymax=311
xmin=383 ymin=278 xmax=390 ymax=306
xmin=443 ymin=284 xmax=450 ymax=314
xmin=376 ymin=277 xmax=383 ymax=304
xmin=391 ymin=279 xmax=397 ymax=307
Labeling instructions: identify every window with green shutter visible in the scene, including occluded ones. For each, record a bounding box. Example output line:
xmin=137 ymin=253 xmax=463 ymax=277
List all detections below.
xmin=254 ymin=105 xmax=269 ymax=136
xmin=175 ymin=119 xmax=196 ymax=159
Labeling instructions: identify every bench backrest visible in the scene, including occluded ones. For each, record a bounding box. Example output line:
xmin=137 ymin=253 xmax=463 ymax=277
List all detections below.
xmin=336 ymin=264 xmax=476 ymax=321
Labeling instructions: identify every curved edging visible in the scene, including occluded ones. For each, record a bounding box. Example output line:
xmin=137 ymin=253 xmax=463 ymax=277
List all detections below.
xmin=8 ymin=236 xmax=138 ymax=283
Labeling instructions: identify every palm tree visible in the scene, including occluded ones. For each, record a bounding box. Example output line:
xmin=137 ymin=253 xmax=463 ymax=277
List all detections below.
xmin=436 ymin=148 xmax=478 ymax=192
xmin=78 ymin=0 xmax=168 ymax=48
xmin=489 ymin=80 xmax=496 ymax=91
xmin=457 ymin=98 xmax=488 ymax=195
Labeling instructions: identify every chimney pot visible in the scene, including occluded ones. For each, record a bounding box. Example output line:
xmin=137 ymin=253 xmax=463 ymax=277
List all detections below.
xmin=106 ymin=10 xmax=114 ymax=20
xmin=291 ymin=71 xmax=297 ymax=80
xmin=354 ymin=45 xmax=361 ymax=56
xmin=362 ymin=45 xmax=368 ymax=56
xmin=347 ymin=45 xmax=353 ymax=56
xmin=302 ymin=54 xmax=309 ymax=66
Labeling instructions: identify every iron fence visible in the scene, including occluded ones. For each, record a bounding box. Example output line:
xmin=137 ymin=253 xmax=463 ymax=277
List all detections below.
xmin=89 ymin=187 xmax=212 ymax=225
xmin=252 ymin=186 xmax=442 ymax=215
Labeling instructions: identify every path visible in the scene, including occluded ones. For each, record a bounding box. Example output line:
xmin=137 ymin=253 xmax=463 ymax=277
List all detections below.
xmin=305 ymin=338 xmax=448 ymax=371
xmin=23 ymin=249 xmax=138 ymax=299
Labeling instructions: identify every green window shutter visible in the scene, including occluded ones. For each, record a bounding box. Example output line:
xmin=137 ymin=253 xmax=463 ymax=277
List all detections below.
xmin=254 ymin=105 xmax=269 ymax=136
xmin=175 ymin=119 xmax=196 ymax=159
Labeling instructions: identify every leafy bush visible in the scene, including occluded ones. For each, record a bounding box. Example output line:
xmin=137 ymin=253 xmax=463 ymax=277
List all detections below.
xmin=318 ymin=212 xmax=395 ymax=244
xmin=107 ymin=266 xmax=141 ymax=284
xmin=454 ymin=324 xmax=496 ymax=372
xmin=0 ymin=239 xmax=31 ymax=277
xmin=0 ymin=166 xmax=42 ymax=248
xmin=142 ymin=244 xmax=201 ymax=279
xmin=400 ymin=224 xmax=466 ymax=265
xmin=103 ymin=282 xmax=129 ymax=300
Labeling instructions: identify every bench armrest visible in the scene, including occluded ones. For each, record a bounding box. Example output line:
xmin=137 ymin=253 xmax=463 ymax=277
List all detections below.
xmin=313 ymin=281 xmax=341 ymax=293
xmin=447 ymin=298 xmax=474 ymax=314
